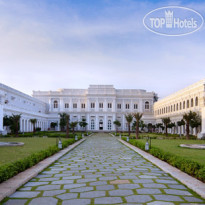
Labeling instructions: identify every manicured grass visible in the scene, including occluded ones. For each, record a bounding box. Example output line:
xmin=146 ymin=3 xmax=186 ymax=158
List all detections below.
xmin=137 ymin=138 xmax=205 ymax=166
xmin=0 ymin=137 xmax=69 ymax=166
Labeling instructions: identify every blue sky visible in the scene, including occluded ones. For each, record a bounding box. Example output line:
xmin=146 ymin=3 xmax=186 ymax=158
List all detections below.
xmin=0 ymin=0 xmax=205 ymax=98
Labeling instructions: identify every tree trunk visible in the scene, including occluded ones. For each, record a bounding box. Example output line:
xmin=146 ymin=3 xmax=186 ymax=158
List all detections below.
xmin=66 ymin=120 xmax=69 ymax=138
xmin=186 ymin=122 xmax=190 ymax=140
xmin=136 ymin=122 xmax=139 ymax=139
xmin=128 ymin=123 xmax=130 ymax=137
xmin=165 ymin=125 xmax=168 ymax=136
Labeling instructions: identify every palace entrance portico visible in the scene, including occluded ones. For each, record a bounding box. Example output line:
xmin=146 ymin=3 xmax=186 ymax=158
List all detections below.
xmin=99 ymin=119 xmax=103 ymax=130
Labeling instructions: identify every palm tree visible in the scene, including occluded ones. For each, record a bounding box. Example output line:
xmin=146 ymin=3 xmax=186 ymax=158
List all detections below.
xmin=70 ymin=121 xmax=78 ymax=134
xmin=59 ymin=113 xmax=67 ymax=131
xmin=10 ymin=114 xmax=21 ymax=137
xmin=30 ymin=119 xmax=37 ymax=133
xmin=190 ymin=114 xmax=201 ymax=135
xmin=125 ymin=113 xmax=133 ymax=137
xmin=132 ymin=112 xmax=143 ymax=139
xmin=161 ymin=117 xmax=171 ymax=136
xmin=183 ymin=111 xmax=197 ymax=140
xmin=113 ymin=120 xmax=121 ymax=134
xmin=177 ymin=119 xmax=185 ymax=137
xmin=79 ymin=118 xmax=88 ymax=131
xmin=65 ymin=114 xmax=70 ymax=138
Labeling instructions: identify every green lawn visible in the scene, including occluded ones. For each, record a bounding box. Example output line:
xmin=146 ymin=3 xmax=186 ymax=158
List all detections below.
xmin=0 ymin=137 xmax=69 ymax=166
xmin=137 ymin=138 xmax=205 ymax=166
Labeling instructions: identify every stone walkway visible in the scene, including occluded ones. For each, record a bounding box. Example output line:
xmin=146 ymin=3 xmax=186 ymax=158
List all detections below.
xmin=4 ymin=133 xmax=205 ymax=205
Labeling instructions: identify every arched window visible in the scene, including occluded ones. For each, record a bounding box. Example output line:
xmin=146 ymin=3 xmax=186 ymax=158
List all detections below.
xmin=53 ymin=100 xmax=58 ymax=108
xmin=171 ymin=105 xmax=172 ymax=112
xmin=166 ymin=107 xmax=167 ymax=113
xmin=174 ymin=104 xmax=175 ymax=111
xmin=164 ymin=107 xmax=165 ymax=113
xmin=183 ymin=101 xmax=185 ymax=109
xmin=176 ymin=103 xmax=178 ymax=111
xmin=108 ymin=120 xmax=112 ymax=130
xmin=91 ymin=119 xmax=95 ymax=130
xmin=191 ymin=98 xmax=194 ymax=107
xmin=195 ymin=97 xmax=198 ymax=106
xmin=145 ymin=101 xmax=149 ymax=109
xmin=180 ymin=102 xmax=182 ymax=110
xmin=187 ymin=100 xmax=189 ymax=108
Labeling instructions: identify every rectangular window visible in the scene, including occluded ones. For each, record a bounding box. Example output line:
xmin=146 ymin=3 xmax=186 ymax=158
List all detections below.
xmin=108 ymin=103 xmax=112 ymax=108
xmin=117 ymin=104 xmax=121 ymax=109
xmin=125 ymin=104 xmax=130 ymax=109
xmin=99 ymin=103 xmax=103 ymax=108
xmin=73 ymin=103 xmax=77 ymax=109
xmin=91 ymin=103 xmax=95 ymax=108
xmin=134 ymin=104 xmax=138 ymax=109
xmin=65 ymin=103 xmax=69 ymax=108
xmin=81 ymin=103 xmax=85 ymax=109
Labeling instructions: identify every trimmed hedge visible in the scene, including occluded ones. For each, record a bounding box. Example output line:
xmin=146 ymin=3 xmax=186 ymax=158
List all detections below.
xmin=0 ymin=138 xmax=77 ymax=183
xmin=122 ymin=137 xmax=205 ymax=182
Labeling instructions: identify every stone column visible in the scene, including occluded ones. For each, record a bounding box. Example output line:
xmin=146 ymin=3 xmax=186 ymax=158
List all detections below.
xmin=104 ymin=114 xmax=107 ymax=131
xmin=0 ymin=104 xmax=3 ymax=132
xmin=198 ymin=107 xmax=205 ymax=138
xmin=96 ymin=115 xmax=99 ymax=131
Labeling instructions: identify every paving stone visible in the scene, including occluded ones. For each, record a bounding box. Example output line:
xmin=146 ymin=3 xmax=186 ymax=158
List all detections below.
xmin=156 ymin=179 xmax=179 ymax=184
xmin=70 ymin=186 xmax=94 ymax=192
xmin=62 ymin=176 xmax=82 ymax=179
xmin=77 ymin=178 xmax=96 ymax=183
xmin=57 ymin=193 xmax=78 ymax=200
xmin=36 ymin=185 xmax=61 ymax=190
xmin=143 ymin=183 xmax=166 ymax=188
xmin=137 ymin=188 xmax=161 ymax=194
xmin=99 ymin=176 xmax=117 ymax=180
xmin=164 ymin=189 xmax=192 ymax=196
xmin=10 ymin=191 xmax=40 ymax=198
xmin=154 ymin=195 xmax=184 ymax=201
xmin=19 ymin=187 xmax=32 ymax=191
xmin=51 ymin=180 xmax=73 ymax=184
xmin=36 ymin=174 xmax=53 ymax=178
xmin=139 ymin=175 xmax=157 ymax=178
xmin=118 ymin=184 xmax=140 ymax=189
xmin=4 ymin=199 xmax=28 ymax=205
xmin=95 ymin=197 xmax=123 ymax=204
xmin=29 ymin=197 xmax=58 ymax=205
xmin=110 ymin=179 xmax=130 ymax=184
xmin=39 ymin=177 xmax=60 ymax=181
xmin=126 ymin=195 xmax=152 ymax=203
xmin=24 ymin=181 xmax=49 ymax=186
xmin=168 ymin=184 xmax=187 ymax=189
xmin=89 ymin=181 xmax=107 ymax=186
xmin=80 ymin=191 xmax=106 ymax=198
xmin=119 ymin=176 xmax=138 ymax=179
xmin=43 ymin=190 xmax=66 ymax=196
xmin=147 ymin=201 xmax=175 ymax=205
xmin=64 ymin=183 xmax=86 ymax=189
xmin=62 ymin=199 xmax=91 ymax=205
xmin=183 ymin=197 xmax=203 ymax=202
xmin=133 ymin=179 xmax=154 ymax=183
xmin=109 ymin=189 xmax=133 ymax=196
xmin=96 ymin=185 xmax=115 ymax=190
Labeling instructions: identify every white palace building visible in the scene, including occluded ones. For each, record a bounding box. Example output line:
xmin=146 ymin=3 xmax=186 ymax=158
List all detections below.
xmin=0 ymin=80 xmax=205 ymax=138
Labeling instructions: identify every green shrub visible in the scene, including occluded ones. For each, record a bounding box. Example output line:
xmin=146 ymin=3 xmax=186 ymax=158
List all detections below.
xmin=122 ymin=139 xmax=205 ymax=182
xmin=0 ymin=138 xmax=77 ymax=183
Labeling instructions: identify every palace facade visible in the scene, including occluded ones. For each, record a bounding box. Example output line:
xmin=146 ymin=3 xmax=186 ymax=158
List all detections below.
xmin=154 ymin=79 xmax=205 ymax=137
xmin=0 ymin=84 xmax=156 ymax=133
xmin=0 ymin=80 xmax=205 ymax=138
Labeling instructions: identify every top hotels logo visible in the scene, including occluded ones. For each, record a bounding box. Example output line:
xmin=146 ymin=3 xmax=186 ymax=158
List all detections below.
xmin=143 ymin=6 xmax=204 ymax=36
